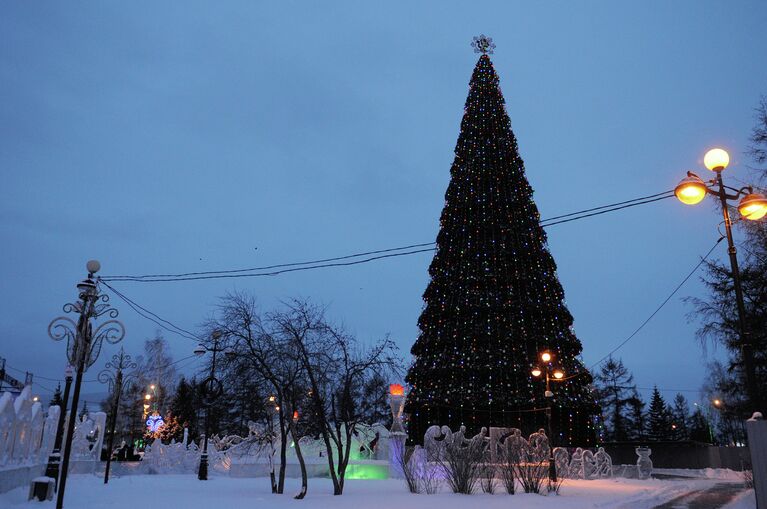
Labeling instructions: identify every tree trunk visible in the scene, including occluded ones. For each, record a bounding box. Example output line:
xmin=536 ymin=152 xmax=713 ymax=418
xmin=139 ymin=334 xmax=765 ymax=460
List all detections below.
xmin=290 ymin=423 xmax=308 ymax=500
xmin=278 ymin=418 xmax=287 ymax=494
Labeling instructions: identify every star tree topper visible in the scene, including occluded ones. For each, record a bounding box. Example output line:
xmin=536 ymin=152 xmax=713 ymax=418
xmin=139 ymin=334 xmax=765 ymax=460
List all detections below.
xmin=471 ymin=34 xmax=496 ymax=54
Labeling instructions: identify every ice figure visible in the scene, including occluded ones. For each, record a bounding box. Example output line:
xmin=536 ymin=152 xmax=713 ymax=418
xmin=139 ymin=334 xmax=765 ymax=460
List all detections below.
xmin=635 ymin=447 xmax=652 ymax=480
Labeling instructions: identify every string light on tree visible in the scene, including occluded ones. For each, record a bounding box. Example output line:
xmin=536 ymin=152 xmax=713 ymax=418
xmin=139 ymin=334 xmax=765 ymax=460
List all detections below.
xmin=404 ymin=36 xmax=598 ymax=445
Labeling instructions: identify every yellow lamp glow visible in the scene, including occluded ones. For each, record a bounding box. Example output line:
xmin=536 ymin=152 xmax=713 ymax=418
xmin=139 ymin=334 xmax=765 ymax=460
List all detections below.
xmin=704 ymin=148 xmax=729 ymax=171
xmin=713 ymin=398 xmax=722 ymax=407
xmin=553 ymin=370 xmax=564 ymax=380
xmin=738 ymin=192 xmax=767 ymax=220
xmin=531 ymin=368 xmax=542 ymax=377
xmin=541 ymin=352 xmax=552 ymax=363
xmin=150 ymin=384 xmax=156 ymax=390
xmin=144 ymin=394 xmax=151 ymax=400
xmin=675 ymin=174 xmax=707 ymax=205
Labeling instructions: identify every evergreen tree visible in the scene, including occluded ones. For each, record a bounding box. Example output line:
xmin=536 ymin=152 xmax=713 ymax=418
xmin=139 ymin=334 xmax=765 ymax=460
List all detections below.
xmin=628 ymin=395 xmax=646 ymax=440
xmin=647 ymin=387 xmax=672 ymax=441
xmin=670 ymin=393 xmax=691 ymax=440
xmin=689 ymin=407 xmax=711 ymax=443
xmin=404 ymin=41 xmax=597 ymax=446
xmin=594 ymin=357 xmax=638 ymax=441
xmin=50 ymin=383 xmax=63 ymax=408
xmin=170 ymin=377 xmax=201 ymax=441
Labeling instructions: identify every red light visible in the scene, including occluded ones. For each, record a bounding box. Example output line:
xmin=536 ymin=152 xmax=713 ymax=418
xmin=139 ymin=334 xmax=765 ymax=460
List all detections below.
xmin=389 ymin=384 xmax=405 ymax=396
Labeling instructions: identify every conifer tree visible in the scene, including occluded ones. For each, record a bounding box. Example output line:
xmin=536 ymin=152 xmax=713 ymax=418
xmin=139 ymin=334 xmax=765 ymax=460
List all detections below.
xmin=647 ymin=387 xmax=672 ymax=441
xmin=50 ymin=383 xmax=63 ymax=408
xmin=628 ymin=395 xmax=646 ymax=440
xmin=670 ymin=393 xmax=691 ymax=440
xmin=404 ymin=40 xmax=597 ymax=445
xmin=594 ymin=357 xmax=638 ymax=441
xmin=689 ymin=407 xmax=711 ymax=443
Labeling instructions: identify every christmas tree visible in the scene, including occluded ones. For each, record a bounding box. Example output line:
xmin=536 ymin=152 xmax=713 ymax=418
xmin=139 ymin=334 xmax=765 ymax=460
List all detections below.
xmin=404 ymin=36 xmax=598 ymax=446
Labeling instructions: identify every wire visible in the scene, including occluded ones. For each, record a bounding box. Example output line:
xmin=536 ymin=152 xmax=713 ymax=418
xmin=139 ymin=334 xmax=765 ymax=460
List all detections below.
xmin=100 ymin=281 xmax=202 ymax=342
xmin=588 ymin=236 xmax=725 ymax=370
xmin=101 ymin=190 xmax=673 ymax=283
xmin=4 ymin=354 xmax=199 ymax=387
xmin=103 ymin=248 xmax=436 ymax=283
xmin=541 ymin=190 xmax=673 ymax=223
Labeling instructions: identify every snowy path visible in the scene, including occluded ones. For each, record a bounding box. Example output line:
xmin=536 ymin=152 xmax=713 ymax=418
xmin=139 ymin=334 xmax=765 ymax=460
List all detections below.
xmin=652 ymin=483 xmax=746 ymax=509
xmin=0 ymin=475 xmax=749 ymax=509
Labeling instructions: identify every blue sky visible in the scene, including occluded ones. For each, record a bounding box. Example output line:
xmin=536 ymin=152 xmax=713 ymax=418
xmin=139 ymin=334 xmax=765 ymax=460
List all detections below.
xmin=1 ymin=1 xmax=766 ymax=407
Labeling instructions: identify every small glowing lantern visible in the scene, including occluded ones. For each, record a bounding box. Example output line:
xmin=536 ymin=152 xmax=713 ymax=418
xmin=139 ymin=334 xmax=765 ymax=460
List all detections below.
xmin=389 ymin=384 xmax=405 ymax=396
xmin=553 ymin=370 xmax=564 ymax=380
xmin=144 ymin=394 xmax=151 ymax=400
xmin=531 ymin=368 xmax=542 ymax=377
xmin=541 ymin=352 xmax=552 ymax=363
xmin=738 ymin=192 xmax=767 ymax=220
xmin=703 ymin=148 xmax=730 ymax=171
xmin=675 ymin=174 xmax=707 ymax=205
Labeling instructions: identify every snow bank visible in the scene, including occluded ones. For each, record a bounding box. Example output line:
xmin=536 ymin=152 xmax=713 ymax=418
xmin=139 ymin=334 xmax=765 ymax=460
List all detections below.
xmin=0 ymin=474 xmax=740 ymax=509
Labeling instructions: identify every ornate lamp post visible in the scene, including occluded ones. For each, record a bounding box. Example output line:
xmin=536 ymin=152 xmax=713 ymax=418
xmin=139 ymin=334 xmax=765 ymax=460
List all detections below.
xmin=47 ymin=260 xmax=125 ymax=509
xmin=193 ymin=330 xmax=225 ymax=481
xmin=531 ymin=350 xmax=565 ymax=482
xmin=44 ymin=365 xmax=73 ymax=489
xmin=674 ymin=148 xmax=767 ymax=412
xmin=98 ymin=348 xmax=137 ymax=484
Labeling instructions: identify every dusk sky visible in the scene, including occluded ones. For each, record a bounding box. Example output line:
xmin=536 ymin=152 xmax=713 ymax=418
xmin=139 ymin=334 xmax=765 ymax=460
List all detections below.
xmin=2 ymin=2 xmax=766 ymax=408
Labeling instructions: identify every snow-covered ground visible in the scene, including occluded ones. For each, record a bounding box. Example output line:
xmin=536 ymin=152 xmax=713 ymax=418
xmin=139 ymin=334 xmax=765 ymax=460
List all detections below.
xmin=0 ymin=474 xmax=751 ymax=509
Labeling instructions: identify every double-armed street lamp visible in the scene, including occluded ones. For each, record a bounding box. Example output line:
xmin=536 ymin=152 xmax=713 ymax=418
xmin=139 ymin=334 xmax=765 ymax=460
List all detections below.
xmin=193 ymin=330 xmax=228 ymax=480
xmin=531 ymin=350 xmax=565 ymax=482
xmin=47 ymin=261 xmax=125 ymax=509
xmin=674 ymin=149 xmax=767 ymax=413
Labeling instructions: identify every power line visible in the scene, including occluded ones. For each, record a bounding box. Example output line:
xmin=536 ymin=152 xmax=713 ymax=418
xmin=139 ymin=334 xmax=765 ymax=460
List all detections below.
xmin=589 ymin=236 xmax=725 ymax=369
xmin=102 ymin=190 xmax=674 ymax=284
xmin=100 ymin=281 xmax=202 ymax=342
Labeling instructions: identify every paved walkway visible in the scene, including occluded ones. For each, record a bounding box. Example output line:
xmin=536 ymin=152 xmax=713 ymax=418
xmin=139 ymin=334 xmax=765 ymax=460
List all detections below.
xmin=652 ymin=482 xmax=746 ymax=509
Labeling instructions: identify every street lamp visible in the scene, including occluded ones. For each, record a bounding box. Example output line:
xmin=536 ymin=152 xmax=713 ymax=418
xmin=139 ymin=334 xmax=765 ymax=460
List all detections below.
xmin=674 ymin=148 xmax=767 ymax=412
xmin=98 ymin=349 xmax=137 ymax=484
xmin=194 ymin=330 xmax=225 ymax=481
xmin=47 ymin=260 xmax=125 ymax=509
xmin=531 ymin=350 xmax=565 ymax=482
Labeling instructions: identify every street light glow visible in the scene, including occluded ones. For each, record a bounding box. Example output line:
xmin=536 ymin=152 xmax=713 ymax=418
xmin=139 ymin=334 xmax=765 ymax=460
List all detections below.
xmin=703 ymin=148 xmax=730 ymax=171
xmin=531 ymin=368 xmax=542 ymax=377
xmin=675 ymin=174 xmax=707 ymax=205
xmin=738 ymin=192 xmax=767 ymax=220
xmin=541 ymin=352 xmax=552 ymax=363
xmin=144 ymin=394 xmax=151 ymax=400
xmin=553 ymin=370 xmax=564 ymax=379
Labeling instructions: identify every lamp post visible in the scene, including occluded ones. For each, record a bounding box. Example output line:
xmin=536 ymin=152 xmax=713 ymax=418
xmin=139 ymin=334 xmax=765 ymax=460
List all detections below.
xmin=44 ymin=365 xmax=73 ymax=489
xmin=674 ymin=148 xmax=767 ymax=413
xmin=98 ymin=348 xmax=137 ymax=484
xmin=194 ymin=330 xmax=225 ymax=481
xmin=531 ymin=350 xmax=565 ymax=483
xmin=47 ymin=260 xmax=125 ymax=509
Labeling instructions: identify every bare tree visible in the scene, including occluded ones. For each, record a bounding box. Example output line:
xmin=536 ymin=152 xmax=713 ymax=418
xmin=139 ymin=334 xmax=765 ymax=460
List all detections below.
xmin=271 ymin=299 xmax=400 ymax=495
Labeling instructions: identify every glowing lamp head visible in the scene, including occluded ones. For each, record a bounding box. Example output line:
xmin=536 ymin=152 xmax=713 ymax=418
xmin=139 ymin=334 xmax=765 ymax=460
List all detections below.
xmin=540 ymin=352 xmax=552 ymax=363
xmin=553 ymin=370 xmax=564 ymax=380
xmin=675 ymin=174 xmax=707 ymax=205
xmin=738 ymin=192 xmax=767 ymax=220
xmin=713 ymin=398 xmax=722 ymax=407
xmin=275 ymin=405 xmax=280 ymax=412
xmin=144 ymin=394 xmax=151 ymax=400
xmin=704 ymin=148 xmax=729 ymax=172
xmin=149 ymin=384 xmax=156 ymax=391
xmin=268 ymin=395 xmax=276 ymax=402
xmin=531 ymin=368 xmax=542 ymax=377
xmin=389 ymin=383 xmax=405 ymax=396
